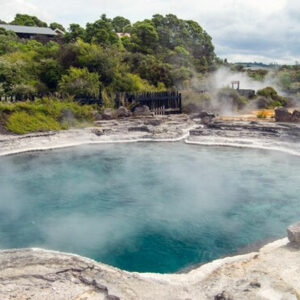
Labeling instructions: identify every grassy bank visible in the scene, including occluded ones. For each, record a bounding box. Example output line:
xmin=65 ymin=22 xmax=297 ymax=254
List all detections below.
xmin=0 ymin=98 xmax=94 ymax=134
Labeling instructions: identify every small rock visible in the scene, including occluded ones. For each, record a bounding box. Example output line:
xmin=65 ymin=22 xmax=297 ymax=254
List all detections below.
xmin=94 ymin=113 xmax=102 ymax=121
xmin=214 ymin=291 xmax=233 ymax=300
xmin=133 ymin=105 xmax=153 ymax=117
xmin=144 ymin=119 xmax=163 ymax=126
xmin=287 ymin=221 xmax=300 ymax=244
xmin=182 ymin=103 xmax=202 ymax=114
xmin=102 ymin=128 xmax=113 ymax=134
xmin=91 ymin=110 xmax=102 ymax=120
xmin=190 ymin=111 xmax=215 ymax=124
xmin=291 ymin=110 xmax=300 ymax=123
xmin=249 ymin=281 xmax=261 ymax=288
xmin=102 ymin=108 xmax=116 ymax=120
xmin=128 ymin=125 xmax=151 ymax=133
xmin=117 ymin=106 xmax=131 ymax=118
xmin=274 ymin=107 xmax=291 ymax=122
xmin=256 ymin=97 xmax=272 ymax=109
xmin=153 ymin=127 xmax=167 ymax=134
xmin=199 ymin=111 xmax=215 ymax=119
xmin=107 ymin=295 xmax=121 ymax=300
xmin=91 ymin=129 xmax=103 ymax=136
xmin=201 ymin=116 xmax=213 ymax=125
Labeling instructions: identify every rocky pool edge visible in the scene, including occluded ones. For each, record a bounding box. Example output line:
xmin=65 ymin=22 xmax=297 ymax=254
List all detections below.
xmin=1 ymin=116 xmax=300 ymax=299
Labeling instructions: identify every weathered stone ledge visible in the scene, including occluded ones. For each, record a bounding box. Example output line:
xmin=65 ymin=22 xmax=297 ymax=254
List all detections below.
xmin=1 ymin=116 xmax=300 ymax=158
xmin=187 ymin=120 xmax=300 ymax=156
xmin=1 ymin=233 xmax=300 ymax=299
xmin=0 ymin=114 xmax=196 ymax=157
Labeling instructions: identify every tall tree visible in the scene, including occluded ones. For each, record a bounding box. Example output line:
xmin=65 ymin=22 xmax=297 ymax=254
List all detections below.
xmin=64 ymin=24 xmax=85 ymax=43
xmin=39 ymin=59 xmax=63 ymax=90
xmin=10 ymin=14 xmax=47 ymax=27
xmin=129 ymin=21 xmax=159 ymax=54
xmin=50 ymin=22 xmax=66 ymax=32
xmin=112 ymin=16 xmax=130 ymax=32
xmin=85 ymin=14 xmax=119 ymax=46
xmin=151 ymin=14 xmax=215 ymax=70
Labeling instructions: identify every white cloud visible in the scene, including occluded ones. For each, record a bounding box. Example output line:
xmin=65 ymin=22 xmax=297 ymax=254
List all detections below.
xmin=0 ymin=0 xmax=299 ymax=64
xmin=0 ymin=0 xmax=50 ymax=22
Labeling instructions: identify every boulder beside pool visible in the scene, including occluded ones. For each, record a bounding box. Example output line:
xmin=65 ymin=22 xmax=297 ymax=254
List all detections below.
xmin=287 ymin=221 xmax=300 ymax=244
xmin=133 ymin=105 xmax=153 ymax=116
xmin=274 ymin=107 xmax=291 ymax=122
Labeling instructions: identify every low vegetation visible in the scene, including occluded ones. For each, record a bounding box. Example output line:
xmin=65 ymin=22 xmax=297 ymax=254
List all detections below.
xmin=0 ymin=98 xmax=94 ymax=134
xmin=6 ymin=111 xmax=61 ymax=134
xmin=256 ymin=111 xmax=267 ymax=119
xmin=256 ymin=87 xmax=287 ymax=108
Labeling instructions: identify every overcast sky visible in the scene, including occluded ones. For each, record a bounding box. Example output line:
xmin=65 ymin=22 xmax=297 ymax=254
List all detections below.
xmin=0 ymin=0 xmax=299 ymax=64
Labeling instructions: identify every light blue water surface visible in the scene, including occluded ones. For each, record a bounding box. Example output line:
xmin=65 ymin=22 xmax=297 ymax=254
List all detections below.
xmin=0 ymin=143 xmax=300 ymax=273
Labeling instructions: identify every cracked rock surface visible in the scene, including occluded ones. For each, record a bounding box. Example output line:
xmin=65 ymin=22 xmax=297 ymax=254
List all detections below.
xmin=187 ymin=120 xmax=300 ymax=155
xmin=0 ymin=115 xmax=196 ymax=157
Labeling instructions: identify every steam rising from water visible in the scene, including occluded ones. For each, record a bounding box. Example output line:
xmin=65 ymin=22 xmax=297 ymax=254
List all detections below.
xmin=206 ymin=66 xmax=279 ymax=92
xmin=187 ymin=66 xmax=288 ymax=115
xmin=0 ymin=143 xmax=300 ymax=272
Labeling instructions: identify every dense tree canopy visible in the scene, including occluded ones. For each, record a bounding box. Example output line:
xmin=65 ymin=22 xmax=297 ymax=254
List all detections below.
xmin=111 ymin=16 xmax=131 ymax=33
xmin=84 ymin=14 xmax=119 ymax=46
xmin=0 ymin=13 xmax=217 ymax=99
xmin=10 ymin=14 xmax=48 ymax=27
xmin=59 ymin=67 xmax=100 ymax=98
xmin=64 ymin=24 xmax=85 ymax=43
xmin=50 ymin=22 xmax=66 ymax=32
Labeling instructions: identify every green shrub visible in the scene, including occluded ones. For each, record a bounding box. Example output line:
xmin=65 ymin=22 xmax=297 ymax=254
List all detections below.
xmin=257 ymin=86 xmax=278 ymax=98
xmin=269 ymin=99 xmax=287 ymax=108
xmin=59 ymin=67 xmax=100 ymax=98
xmin=0 ymin=97 xmax=94 ymax=134
xmin=100 ymin=89 xmax=115 ymax=109
xmin=247 ymin=69 xmax=268 ymax=81
xmin=5 ymin=111 xmax=61 ymax=134
xmin=257 ymin=87 xmax=287 ymax=108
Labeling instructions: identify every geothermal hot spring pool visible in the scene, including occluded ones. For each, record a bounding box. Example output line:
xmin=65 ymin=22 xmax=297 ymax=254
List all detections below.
xmin=1 ymin=142 xmax=300 ymax=273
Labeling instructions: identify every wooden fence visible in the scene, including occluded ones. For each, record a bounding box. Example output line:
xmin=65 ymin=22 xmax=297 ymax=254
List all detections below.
xmin=116 ymin=91 xmax=182 ymax=115
xmin=0 ymin=91 xmax=182 ymax=115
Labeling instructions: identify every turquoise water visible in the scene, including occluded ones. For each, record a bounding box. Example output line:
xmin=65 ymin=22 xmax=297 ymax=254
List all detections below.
xmin=0 ymin=143 xmax=300 ymax=273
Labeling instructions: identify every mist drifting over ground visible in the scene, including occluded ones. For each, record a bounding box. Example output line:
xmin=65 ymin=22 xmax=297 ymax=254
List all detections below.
xmin=205 ymin=66 xmax=279 ymax=92
xmin=184 ymin=66 xmax=292 ymax=115
xmin=1 ymin=143 xmax=300 ymax=272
